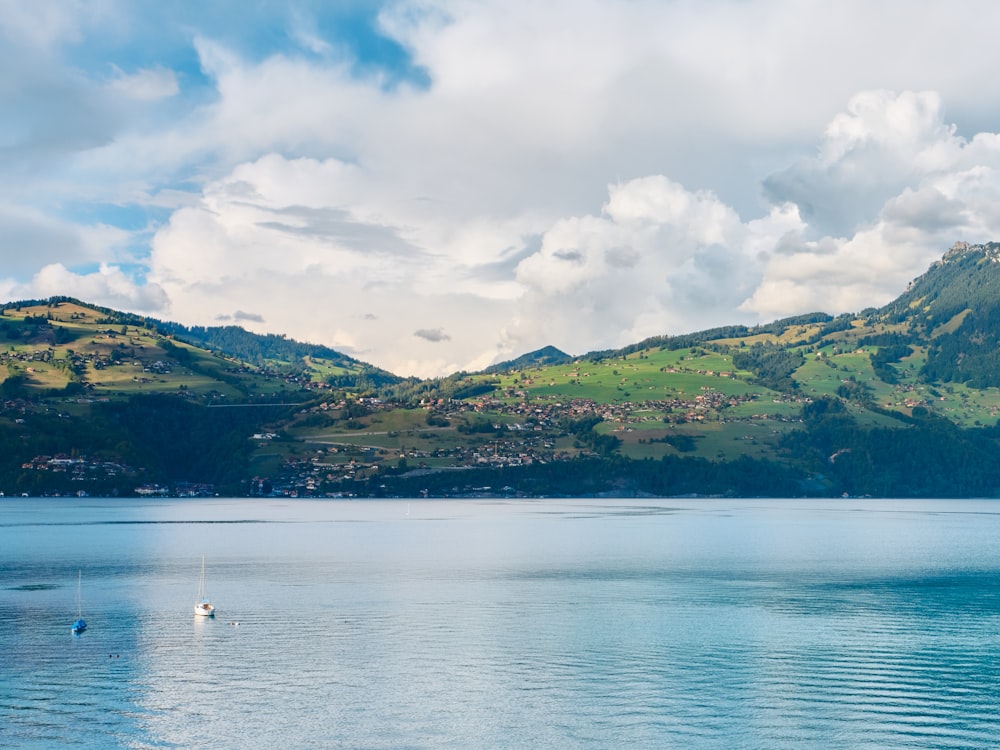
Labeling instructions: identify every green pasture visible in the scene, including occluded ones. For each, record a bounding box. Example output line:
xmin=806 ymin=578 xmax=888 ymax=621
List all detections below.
xmin=295 ymin=411 xmax=467 ymax=453
xmin=794 ymin=352 xmax=866 ymax=396
xmin=713 ymin=322 xmax=824 ymax=348
xmin=303 ymin=428 xmax=463 ymax=455
xmin=614 ymin=419 xmax=795 ymax=461
xmin=369 ymin=408 xmax=446 ymax=432
xmin=722 ymin=398 xmax=802 ymax=420
xmin=487 ymin=347 xmax=762 ymax=404
xmin=931 ymin=309 xmax=971 ymax=337
xmin=302 ymin=356 xmax=355 ymax=382
xmin=247 ymin=441 xmax=301 ymax=476
xmin=18 ymin=365 xmax=71 ymax=390
xmin=82 ymin=358 xmax=240 ymax=398
xmin=292 ymin=407 xmax=436 ymax=438
xmin=929 ymin=383 xmax=1000 ymax=427
xmin=696 ymin=419 xmax=796 ymax=461
xmin=898 ymin=347 xmax=927 ymax=377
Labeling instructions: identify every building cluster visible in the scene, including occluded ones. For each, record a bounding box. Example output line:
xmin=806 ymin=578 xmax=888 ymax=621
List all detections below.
xmin=459 ymin=387 xmax=782 ymax=428
xmin=0 ymin=348 xmax=56 ymax=366
xmin=264 ymin=388 xmax=792 ymax=496
xmin=21 ymin=454 xmax=137 ymax=481
xmin=134 ymin=482 xmax=215 ymax=497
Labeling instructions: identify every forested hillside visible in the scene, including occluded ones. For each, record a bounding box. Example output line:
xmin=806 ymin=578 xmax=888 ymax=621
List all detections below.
xmin=6 ymin=242 xmax=1000 ymax=498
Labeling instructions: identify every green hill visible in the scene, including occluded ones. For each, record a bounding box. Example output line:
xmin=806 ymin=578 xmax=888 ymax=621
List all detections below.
xmin=484 ymin=345 xmax=572 ymax=373
xmin=7 ymin=242 xmax=1000 ymax=498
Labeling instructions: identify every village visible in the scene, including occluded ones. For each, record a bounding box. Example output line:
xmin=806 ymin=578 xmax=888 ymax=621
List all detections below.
xmin=258 ymin=384 xmax=807 ymax=497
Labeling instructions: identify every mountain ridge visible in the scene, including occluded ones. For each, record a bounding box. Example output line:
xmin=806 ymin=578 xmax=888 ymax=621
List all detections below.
xmin=5 ymin=241 xmax=1000 ymax=498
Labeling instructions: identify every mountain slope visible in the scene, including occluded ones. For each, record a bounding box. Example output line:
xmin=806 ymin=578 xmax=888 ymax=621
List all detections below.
xmin=6 ymin=242 xmax=1000 ymax=498
xmin=874 ymin=242 xmax=1000 ymax=387
xmin=484 ymin=345 xmax=572 ymax=373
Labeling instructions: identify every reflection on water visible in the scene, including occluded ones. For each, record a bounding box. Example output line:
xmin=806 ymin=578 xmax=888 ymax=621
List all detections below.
xmin=2 ymin=498 xmax=1000 ymax=748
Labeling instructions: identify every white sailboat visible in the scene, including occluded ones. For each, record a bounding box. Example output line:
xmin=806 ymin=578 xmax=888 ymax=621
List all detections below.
xmin=71 ymin=570 xmax=87 ymax=634
xmin=194 ymin=555 xmax=215 ymax=617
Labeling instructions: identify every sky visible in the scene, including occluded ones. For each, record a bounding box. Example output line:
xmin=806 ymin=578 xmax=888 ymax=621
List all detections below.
xmin=5 ymin=1 xmax=1000 ymax=377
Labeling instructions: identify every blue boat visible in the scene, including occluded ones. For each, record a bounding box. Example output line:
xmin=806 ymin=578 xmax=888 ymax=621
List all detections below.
xmin=71 ymin=571 xmax=87 ymax=634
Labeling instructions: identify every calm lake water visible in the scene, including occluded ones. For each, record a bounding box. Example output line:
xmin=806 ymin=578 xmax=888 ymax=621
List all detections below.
xmin=2 ymin=497 xmax=1000 ymax=749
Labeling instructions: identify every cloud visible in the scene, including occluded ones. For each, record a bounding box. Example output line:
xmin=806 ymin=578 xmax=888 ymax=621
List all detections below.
xmin=107 ymin=65 xmax=179 ymax=101
xmin=414 ymin=328 xmax=451 ymax=343
xmin=15 ymin=263 xmax=168 ymax=311
xmin=288 ymin=8 xmax=335 ymax=57
xmin=0 ymin=203 xmax=134 ymax=274
xmin=216 ymin=310 xmax=264 ymax=323
xmin=255 ymin=205 xmax=423 ymax=258
xmin=763 ymin=91 xmax=965 ymax=237
xmin=0 ymin=204 xmax=91 ymax=273
xmin=604 ymin=246 xmax=640 ymax=269
xmin=0 ymin=1 xmax=108 ymax=50
xmin=505 ymin=177 xmax=802 ymax=357
xmin=880 ymin=187 xmax=967 ymax=233
xmin=744 ymin=90 xmax=1000 ymax=320
xmin=13 ymin=3 xmax=1000 ymax=378
xmin=136 ymin=81 xmax=1000 ymax=376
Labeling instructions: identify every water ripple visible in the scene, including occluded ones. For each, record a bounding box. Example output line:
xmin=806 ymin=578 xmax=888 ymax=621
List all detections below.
xmin=4 ymin=498 xmax=1000 ymax=748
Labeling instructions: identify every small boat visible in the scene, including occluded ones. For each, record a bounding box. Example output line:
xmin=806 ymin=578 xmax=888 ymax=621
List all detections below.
xmin=194 ymin=555 xmax=215 ymax=617
xmin=71 ymin=571 xmax=87 ymax=634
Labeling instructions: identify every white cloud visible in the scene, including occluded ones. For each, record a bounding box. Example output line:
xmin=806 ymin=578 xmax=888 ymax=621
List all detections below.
xmin=108 ymin=65 xmax=179 ymax=101
xmin=507 ymin=178 xmax=803 ymax=357
xmin=13 ymin=3 xmax=1000 ymax=377
xmin=745 ymin=90 xmax=1000 ymax=320
xmin=0 ymin=203 xmax=134 ymax=274
xmin=145 ymin=153 xmax=517 ymax=376
xmin=0 ymin=0 xmax=111 ymax=50
xmin=763 ymin=90 xmax=968 ymax=236
xmin=288 ymin=9 xmax=335 ymax=57
xmin=17 ymin=263 xmax=167 ymax=311
xmin=136 ymin=83 xmax=1000 ymax=376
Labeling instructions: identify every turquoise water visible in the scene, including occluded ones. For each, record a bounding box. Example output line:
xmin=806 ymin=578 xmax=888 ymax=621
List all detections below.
xmin=2 ymin=497 xmax=1000 ymax=749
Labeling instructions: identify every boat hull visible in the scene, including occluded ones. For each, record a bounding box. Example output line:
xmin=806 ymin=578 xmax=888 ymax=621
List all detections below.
xmin=71 ymin=618 xmax=87 ymax=634
xmin=195 ymin=556 xmax=214 ymax=617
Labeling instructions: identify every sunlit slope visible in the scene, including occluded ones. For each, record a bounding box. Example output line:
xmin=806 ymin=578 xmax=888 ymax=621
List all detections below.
xmin=435 ymin=242 xmax=1000 ymax=463
xmin=6 ymin=240 xmax=1000 ymax=495
xmin=0 ymin=298 xmax=394 ymax=402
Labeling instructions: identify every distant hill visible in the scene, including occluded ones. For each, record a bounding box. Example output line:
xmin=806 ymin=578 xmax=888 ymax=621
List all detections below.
xmin=8 ymin=242 xmax=1000 ymax=499
xmin=484 ymin=345 xmax=573 ymax=373
xmin=24 ymin=297 xmax=400 ymax=383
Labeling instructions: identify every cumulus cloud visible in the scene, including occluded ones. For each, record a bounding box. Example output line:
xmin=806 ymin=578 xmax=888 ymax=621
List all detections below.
xmin=763 ymin=91 xmax=966 ymax=237
xmin=499 ymin=88 xmax=1000 ymax=361
xmin=17 ymin=263 xmax=168 ymax=311
xmin=137 ymin=82 xmax=1000 ymax=376
xmin=744 ymin=90 xmax=1000 ymax=320
xmin=504 ymin=177 xmax=803 ymax=357
xmin=13 ymin=3 xmax=1000 ymax=377
xmin=144 ymin=153 xmax=516 ymax=376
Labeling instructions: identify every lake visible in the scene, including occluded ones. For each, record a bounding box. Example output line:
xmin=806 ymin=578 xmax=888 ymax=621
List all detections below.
xmin=2 ymin=497 xmax=1000 ymax=749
